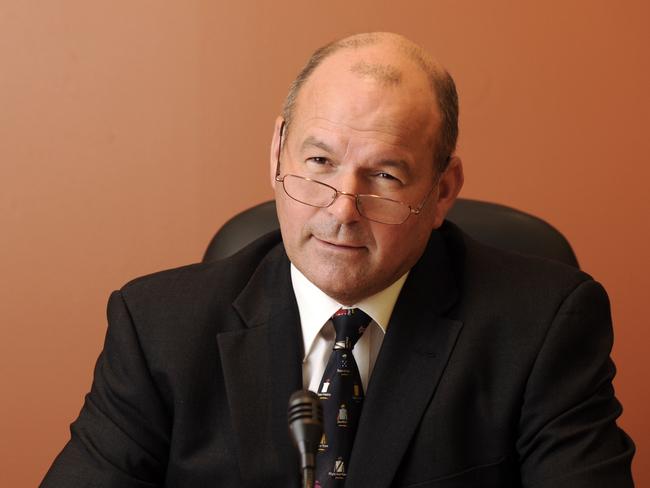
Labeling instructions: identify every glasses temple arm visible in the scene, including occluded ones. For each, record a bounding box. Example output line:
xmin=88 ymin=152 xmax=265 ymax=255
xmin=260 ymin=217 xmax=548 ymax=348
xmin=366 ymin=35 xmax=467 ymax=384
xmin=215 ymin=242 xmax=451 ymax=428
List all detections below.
xmin=275 ymin=121 xmax=286 ymax=179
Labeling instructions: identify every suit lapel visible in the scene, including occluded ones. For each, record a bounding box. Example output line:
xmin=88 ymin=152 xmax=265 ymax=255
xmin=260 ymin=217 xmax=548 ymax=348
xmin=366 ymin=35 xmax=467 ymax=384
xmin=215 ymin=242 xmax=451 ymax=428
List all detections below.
xmin=217 ymin=244 xmax=303 ymax=487
xmin=346 ymin=228 xmax=464 ymax=488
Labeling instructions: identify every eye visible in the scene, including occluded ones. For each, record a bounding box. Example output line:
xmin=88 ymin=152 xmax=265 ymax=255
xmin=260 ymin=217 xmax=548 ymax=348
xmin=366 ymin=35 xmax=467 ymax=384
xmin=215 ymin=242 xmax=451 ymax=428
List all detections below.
xmin=375 ymin=172 xmax=403 ymax=184
xmin=306 ymin=156 xmax=330 ymax=165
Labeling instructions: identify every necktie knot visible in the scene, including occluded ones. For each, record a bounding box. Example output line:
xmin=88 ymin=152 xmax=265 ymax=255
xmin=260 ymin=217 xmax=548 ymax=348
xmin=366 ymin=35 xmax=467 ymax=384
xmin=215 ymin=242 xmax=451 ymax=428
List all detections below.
xmin=331 ymin=308 xmax=371 ymax=350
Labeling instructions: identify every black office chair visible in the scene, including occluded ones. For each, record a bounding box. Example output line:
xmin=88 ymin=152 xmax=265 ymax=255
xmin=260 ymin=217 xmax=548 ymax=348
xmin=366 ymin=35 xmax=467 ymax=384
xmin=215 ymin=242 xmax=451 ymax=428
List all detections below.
xmin=203 ymin=198 xmax=579 ymax=268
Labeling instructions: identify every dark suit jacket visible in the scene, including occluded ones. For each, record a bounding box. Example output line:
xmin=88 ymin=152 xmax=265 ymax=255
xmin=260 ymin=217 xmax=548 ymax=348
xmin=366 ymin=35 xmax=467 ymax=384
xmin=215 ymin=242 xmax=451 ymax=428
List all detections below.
xmin=41 ymin=222 xmax=634 ymax=487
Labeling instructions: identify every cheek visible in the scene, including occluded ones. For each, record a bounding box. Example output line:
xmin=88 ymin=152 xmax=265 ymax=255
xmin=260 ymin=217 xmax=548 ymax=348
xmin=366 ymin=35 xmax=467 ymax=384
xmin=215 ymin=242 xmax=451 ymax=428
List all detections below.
xmin=373 ymin=220 xmax=432 ymax=264
xmin=275 ymin=195 xmax=314 ymax=243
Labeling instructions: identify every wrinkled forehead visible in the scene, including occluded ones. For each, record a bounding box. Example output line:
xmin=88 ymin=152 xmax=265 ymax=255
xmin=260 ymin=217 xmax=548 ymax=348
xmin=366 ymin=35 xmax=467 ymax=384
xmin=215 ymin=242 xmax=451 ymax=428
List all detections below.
xmin=291 ymin=46 xmax=440 ymax=150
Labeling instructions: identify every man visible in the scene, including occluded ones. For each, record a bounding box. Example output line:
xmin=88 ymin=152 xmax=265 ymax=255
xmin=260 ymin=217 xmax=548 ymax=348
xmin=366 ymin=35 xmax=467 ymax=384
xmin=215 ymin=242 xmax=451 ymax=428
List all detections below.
xmin=42 ymin=32 xmax=634 ymax=487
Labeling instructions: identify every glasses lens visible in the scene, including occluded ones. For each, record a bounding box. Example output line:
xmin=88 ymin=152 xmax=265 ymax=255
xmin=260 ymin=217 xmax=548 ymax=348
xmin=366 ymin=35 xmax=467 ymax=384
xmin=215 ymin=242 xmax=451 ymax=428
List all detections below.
xmin=282 ymin=175 xmax=336 ymax=207
xmin=357 ymin=195 xmax=411 ymax=225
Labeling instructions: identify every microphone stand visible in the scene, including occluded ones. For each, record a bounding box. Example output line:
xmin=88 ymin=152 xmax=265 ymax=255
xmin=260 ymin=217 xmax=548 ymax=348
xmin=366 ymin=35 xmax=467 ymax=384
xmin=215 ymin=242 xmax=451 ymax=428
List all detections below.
xmin=301 ymin=464 xmax=315 ymax=488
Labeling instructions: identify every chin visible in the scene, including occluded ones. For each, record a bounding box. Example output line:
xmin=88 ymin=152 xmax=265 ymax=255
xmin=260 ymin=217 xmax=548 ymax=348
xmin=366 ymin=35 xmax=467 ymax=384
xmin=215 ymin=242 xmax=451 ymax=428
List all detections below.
xmin=320 ymin=276 xmax=376 ymax=305
xmin=304 ymin=268 xmax=361 ymax=302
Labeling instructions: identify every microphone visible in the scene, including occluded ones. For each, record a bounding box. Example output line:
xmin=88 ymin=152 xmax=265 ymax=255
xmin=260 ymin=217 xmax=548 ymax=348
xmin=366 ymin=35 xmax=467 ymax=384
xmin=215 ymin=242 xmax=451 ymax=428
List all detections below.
xmin=288 ymin=390 xmax=323 ymax=488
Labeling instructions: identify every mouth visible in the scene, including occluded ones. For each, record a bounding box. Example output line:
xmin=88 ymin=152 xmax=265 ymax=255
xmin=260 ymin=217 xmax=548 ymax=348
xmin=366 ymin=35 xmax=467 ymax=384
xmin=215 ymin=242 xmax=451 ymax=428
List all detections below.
xmin=312 ymin=235 xmax=366 ymax=251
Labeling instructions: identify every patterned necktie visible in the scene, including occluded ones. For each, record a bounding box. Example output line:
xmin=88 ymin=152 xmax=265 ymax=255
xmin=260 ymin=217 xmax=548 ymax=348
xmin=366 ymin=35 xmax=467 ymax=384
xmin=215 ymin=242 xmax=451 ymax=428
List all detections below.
xmin=315 ymin=308 xmax=371 ymax=488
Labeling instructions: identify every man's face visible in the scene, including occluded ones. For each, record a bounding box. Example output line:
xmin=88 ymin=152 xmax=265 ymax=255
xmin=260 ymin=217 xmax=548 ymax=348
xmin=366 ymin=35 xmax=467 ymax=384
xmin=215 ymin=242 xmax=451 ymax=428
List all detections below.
xmin=271 ymin=47 xmax=462 ymax=305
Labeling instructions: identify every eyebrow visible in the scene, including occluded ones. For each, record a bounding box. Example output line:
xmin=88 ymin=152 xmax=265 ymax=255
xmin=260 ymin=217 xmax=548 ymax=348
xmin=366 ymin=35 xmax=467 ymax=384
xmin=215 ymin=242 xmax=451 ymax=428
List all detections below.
xmin=376 ymin=158 xmax=410 ymax=172
xmin=375 ymin=158 xmax=413 ymax=179
xmin=300 ymin=136 xmax=335 ymax=154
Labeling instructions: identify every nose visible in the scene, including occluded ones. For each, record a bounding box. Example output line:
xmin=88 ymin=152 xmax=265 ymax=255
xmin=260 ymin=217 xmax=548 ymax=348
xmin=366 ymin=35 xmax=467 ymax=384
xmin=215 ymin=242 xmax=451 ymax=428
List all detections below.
xmin=328 ymin=192 xmax=360 ymax=224
xmin=326 ymin=175 xmax=363 ymax=224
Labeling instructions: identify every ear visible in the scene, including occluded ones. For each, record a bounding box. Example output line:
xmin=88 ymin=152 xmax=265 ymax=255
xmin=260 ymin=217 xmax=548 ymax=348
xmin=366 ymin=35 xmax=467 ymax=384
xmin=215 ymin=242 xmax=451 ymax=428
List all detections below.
xmin=432 ymin=156 xmax=464 ymax=228
xmin=269 ymin=116 xmax=284 ymax=189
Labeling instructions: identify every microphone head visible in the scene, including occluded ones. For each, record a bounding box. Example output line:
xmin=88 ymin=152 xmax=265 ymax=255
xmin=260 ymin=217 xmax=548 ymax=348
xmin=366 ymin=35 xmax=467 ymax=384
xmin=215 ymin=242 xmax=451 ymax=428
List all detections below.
xmin=288 ymin=390 xmax=323 ymax=467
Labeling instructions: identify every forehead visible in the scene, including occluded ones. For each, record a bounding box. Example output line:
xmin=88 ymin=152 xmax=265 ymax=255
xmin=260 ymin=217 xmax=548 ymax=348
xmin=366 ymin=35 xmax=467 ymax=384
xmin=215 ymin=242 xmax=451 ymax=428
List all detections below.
xmin=290 ymin=46 xmax=440 ymax=155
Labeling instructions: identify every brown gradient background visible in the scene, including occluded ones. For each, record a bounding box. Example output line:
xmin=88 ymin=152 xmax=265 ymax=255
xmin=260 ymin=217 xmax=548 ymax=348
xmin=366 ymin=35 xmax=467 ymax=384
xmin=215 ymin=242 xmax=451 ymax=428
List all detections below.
xmin=1 ymin=1 xmax=648 ymax=485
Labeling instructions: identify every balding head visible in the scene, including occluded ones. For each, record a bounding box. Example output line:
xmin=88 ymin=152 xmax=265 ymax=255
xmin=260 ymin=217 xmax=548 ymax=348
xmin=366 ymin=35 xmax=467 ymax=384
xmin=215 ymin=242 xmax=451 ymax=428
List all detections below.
xmin=282 ymin=32 xmax=458 ymax=172
xmin=270 ymin=32 xmax=465 ymax=304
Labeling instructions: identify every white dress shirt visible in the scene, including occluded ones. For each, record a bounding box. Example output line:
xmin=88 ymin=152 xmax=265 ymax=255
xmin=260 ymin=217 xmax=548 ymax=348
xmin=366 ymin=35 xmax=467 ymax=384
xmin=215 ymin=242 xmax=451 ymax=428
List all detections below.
xmin=290 ymin=264 xmax=409 ymax=393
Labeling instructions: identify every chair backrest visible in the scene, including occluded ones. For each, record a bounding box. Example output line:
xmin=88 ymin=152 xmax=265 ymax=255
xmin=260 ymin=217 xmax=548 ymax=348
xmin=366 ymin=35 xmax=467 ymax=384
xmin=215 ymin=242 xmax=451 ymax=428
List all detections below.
xmin=203 ymin=198 xmax=579 ymax=268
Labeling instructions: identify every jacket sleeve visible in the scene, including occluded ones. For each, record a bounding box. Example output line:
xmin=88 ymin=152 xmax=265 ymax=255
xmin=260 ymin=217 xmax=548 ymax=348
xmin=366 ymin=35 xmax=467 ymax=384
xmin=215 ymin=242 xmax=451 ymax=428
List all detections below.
xmin=516 ymin=279 xmax=635 ymax=487
xmin=41 ymin=291 xmax=170 ymax=488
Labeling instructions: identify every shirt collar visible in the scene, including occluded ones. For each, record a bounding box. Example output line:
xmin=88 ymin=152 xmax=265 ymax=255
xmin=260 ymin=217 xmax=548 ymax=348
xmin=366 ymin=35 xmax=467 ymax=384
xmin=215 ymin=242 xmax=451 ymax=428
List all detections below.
xmin=290 ymin=263 xmax=409 ymax=359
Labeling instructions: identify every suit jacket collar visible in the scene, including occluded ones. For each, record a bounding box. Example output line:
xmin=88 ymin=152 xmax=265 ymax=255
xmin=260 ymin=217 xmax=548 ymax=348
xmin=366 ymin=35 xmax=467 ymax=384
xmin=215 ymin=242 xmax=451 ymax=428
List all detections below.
xmin=217 ymin=242 xmax=303 ymax=487
xmin=346 ymin=223 xmax=464 ymax=487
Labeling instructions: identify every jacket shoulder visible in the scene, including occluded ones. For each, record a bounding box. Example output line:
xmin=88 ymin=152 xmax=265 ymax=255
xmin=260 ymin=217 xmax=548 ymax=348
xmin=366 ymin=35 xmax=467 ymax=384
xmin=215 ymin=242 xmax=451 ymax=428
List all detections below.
xmin=119 ymin=230 xmax=285 ymax=314
xmin=444 ymin=221 xmax=593 ymax=299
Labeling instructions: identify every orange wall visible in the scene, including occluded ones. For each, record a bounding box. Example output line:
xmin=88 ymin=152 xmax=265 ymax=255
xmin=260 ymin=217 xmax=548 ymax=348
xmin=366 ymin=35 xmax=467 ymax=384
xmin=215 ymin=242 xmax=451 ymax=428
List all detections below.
xmin=1 ymin=1 xmax=648 ymax=485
